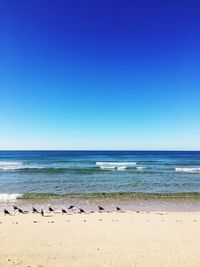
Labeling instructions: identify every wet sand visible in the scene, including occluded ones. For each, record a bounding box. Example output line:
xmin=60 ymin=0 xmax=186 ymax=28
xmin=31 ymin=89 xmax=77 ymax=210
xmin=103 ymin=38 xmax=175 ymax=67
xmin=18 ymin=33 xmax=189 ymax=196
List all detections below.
xmin=0 ymin=210 xmax=200 ymax=267
xmin=1 ymin=196 xmax=200 ymax=213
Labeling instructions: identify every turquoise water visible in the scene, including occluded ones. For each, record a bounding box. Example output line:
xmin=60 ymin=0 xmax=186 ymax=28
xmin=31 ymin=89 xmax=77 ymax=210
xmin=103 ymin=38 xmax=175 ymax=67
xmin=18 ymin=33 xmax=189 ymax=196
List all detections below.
xmin=0 ymin=151 xmax=200 ymax=200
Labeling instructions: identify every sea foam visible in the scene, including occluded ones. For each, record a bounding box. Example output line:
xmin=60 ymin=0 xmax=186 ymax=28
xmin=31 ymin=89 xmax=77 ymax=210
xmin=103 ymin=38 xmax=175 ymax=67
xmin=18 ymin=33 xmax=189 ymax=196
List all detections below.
xmin=0 ymin=161 xmax=24 ymax=170
xmin=175 ymin=167 xmax=200 ymax=173
xmin=97 ymin=162 xmax=142 ymax=171
xmin=0 ymin=161 xmax=21 ymax=165
xmin=96 ymin=162 xmax=137 ymax=166
xmin=0 ymin=162 xmax=50 ymax=170
xmin=0 ymin=193 xmax=22 ymax=201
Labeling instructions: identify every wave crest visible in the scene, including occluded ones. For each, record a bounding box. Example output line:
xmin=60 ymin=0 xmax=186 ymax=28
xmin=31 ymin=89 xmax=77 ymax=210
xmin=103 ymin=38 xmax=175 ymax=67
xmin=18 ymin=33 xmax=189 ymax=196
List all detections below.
xmin=0 ymin=193 xmax=22 ymax=201
xmin=0 ymin=161 xmax=24 ymax=170
xmin=175 ymin=167 xmax=200 ymax=173
xmin=96 ymin=162 xmax=137 ymax=166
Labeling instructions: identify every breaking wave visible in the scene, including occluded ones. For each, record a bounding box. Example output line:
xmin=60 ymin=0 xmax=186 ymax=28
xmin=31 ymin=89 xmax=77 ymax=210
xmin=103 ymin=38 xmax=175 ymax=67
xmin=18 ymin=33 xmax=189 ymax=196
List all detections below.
xmin=97 ymin=162 xmax=144 ymax=171
xmin=96 ymin=162 xmax=137 ymax=166
xmin=175 ymin=167 xmax=200 ymax=173
xmin=0 ymin=161 xmax=24 ymax=170
xmin=0 ymin=193 xmax=22 ymax=201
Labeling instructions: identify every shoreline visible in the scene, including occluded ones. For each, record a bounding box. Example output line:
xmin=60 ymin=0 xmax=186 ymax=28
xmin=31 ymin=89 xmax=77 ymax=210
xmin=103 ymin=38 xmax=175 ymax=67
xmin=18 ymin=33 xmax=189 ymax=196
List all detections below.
xmin=16 ymin=191 xmax=200 ymax=199
xmin=1 ymin=195 xmax=200 ymax=212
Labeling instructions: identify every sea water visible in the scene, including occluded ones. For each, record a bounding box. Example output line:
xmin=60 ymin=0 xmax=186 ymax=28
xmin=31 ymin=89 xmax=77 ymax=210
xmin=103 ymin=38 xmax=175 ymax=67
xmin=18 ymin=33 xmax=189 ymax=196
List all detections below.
xmin=0 ymin=151 xmax=200 ymax=200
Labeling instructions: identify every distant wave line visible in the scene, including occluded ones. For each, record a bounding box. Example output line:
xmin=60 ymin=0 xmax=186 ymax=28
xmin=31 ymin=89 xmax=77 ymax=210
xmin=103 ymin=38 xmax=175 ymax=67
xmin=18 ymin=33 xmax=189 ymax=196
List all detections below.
xmin=175 ymin=167 xmax=200 ymax=173
xmin=0 ymin=167 xmax=111 ymax=174
xmin=99 ymin=165 xmax=145 ymax=171
xmin=96 ymin=162 xmax=137 ymax=166
xmin=0 ymin=161 xmax=22 ymax=165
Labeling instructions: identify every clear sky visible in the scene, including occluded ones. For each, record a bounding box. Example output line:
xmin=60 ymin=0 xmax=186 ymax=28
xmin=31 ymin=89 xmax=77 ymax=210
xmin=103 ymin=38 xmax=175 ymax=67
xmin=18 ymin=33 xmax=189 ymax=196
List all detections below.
xmin=0 ymin=0 xmax=200 ymax=150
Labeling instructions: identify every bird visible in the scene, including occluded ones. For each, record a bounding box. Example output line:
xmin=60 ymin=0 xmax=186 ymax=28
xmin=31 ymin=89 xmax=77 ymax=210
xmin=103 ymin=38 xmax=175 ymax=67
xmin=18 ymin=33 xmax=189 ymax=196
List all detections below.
xmin=13 ymin=205 xmax=18 ymax=211
xmin=68 ymin=205 xmax=75 ymax=210
xmin=32 ymin=207 xmax=39 ymax=213
xmin=18 ymin=208 xmax=24 ymax=214
xmin=41 ymin=209 xmax=44 ymax=216
xmin=98 ymin=206 xmax=105 ymax=212
xmin=62 ymin=209 xmax=67 ymax=214
xmin=79 ymin=208 xmax=85 ymax=213
xmin=4 ymin=209 xmax=10 ymax=215
xmin=116 ymin=206 xmax=121 ymax=211
xmin=48 ymin=206 xmax=54 ymax=212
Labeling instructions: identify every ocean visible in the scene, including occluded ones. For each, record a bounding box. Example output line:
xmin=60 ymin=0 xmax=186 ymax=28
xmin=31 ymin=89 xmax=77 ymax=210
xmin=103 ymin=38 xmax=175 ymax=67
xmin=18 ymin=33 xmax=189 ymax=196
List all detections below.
xmin=0 ymin=150 xmax=200 ymax=202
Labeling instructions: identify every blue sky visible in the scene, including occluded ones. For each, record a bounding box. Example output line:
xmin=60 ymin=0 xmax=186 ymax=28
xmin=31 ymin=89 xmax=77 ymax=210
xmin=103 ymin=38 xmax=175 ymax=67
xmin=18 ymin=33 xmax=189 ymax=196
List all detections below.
xmin=0 ymin=0 xmax=200 ymax=150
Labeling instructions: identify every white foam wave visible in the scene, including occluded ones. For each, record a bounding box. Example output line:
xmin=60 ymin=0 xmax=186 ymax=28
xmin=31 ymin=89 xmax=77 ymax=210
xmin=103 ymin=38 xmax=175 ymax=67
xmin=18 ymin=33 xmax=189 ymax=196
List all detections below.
xmin=96 ymin=162 xmax=137 ymax=166
xmin=0 ymin=164 xmax=51 ymax=170
xmin=0 ymin=161 xmax=22 ymax=165
xmin=99 ymin=166 xmax=117 ymax=170
xmin=136 ymin=167 xmax=145 ymax=170
xmin=0 ymin=161 xmax=24 ymax=170
xmin=175 ymin=167 xmax=200 ymax=173
xmin=99 ymin=165 xmax=127 ymax=171
xmin=0 ymin=193 xmax=22 ymax=202
xmin=98 ymin=162 xmax=145 ymax=171
xmin=117 ymin=166 xmax=127 ymax=171
xmin=0 ymin=166 xmax=24 ymax=170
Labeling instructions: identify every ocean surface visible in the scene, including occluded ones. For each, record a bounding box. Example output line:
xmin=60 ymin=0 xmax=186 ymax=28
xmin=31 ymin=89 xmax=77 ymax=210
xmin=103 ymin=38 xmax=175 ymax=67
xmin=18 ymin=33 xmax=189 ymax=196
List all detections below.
xmin=0 ymin=151 xmax=200 ymax=201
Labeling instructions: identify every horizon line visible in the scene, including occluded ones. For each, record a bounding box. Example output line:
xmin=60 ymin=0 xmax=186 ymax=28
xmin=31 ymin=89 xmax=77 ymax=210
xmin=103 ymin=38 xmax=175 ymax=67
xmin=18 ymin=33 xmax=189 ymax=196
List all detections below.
xmin=0 ymin=149 xmax=200 ymax=152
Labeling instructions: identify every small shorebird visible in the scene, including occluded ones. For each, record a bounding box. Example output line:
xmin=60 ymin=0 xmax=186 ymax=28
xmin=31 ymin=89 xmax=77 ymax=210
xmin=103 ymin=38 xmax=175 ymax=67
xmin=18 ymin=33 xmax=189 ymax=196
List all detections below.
xmin=4 ymin=209 xmax=10 ymax=215
xmin=98 ymin=206 xmax=105 ymax=212
xmin=62 ymin=209 xmax=67 ymax=213
xmin=32 ymin=207 xmax=39 ymax=213
xmin=13 ymin=205 xmax=18 ymax=211
xmin=41 ymin=209 xmax=44 ymax=216
xmin=48 ymin=206 xmax=54 ymax=212
xmin=79 ymin=208 xmax=85 ymax=214
xmin=68 ymin=205 xmax=75 ymax=210
xmin=18 ymin=208 xmax=24 ymax=214
xmin=116 ymin=206 xmax=121 ymax=211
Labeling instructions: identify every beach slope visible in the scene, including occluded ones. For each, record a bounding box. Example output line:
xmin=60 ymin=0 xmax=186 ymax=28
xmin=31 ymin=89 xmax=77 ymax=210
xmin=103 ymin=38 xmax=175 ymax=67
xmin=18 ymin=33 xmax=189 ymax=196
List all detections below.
xmin=0 ymin=212 xmax=200 ymax=267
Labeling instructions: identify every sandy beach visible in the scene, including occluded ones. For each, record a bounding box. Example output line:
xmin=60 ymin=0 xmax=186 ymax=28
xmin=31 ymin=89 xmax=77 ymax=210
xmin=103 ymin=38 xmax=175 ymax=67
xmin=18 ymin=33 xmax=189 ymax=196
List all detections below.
xmin=0 ymin=211 xmax=200 ymax=267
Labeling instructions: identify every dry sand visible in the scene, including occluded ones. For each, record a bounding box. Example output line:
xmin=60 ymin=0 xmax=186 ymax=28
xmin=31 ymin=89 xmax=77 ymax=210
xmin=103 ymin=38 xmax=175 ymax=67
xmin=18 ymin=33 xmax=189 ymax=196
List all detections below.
xmin=0 ymin=211 xmax=200 ymax=267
